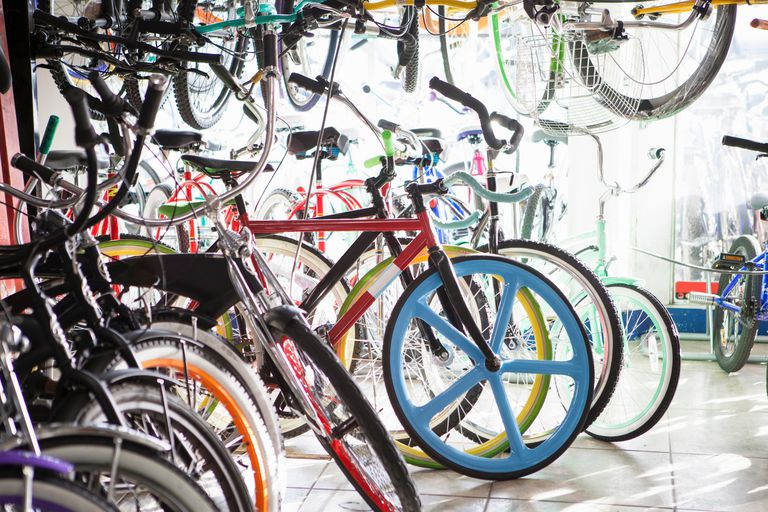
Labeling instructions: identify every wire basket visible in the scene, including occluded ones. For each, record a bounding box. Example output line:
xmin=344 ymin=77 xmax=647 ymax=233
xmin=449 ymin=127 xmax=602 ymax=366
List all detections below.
xmin=515 ymin=27 xmax=644 ymax=136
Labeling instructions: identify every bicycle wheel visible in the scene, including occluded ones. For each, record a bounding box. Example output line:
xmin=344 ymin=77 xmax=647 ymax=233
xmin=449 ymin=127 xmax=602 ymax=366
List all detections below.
xmin=713 ymin=235 xmax=762 ymax=373
xmin=105 ymin=318 xmax=284 ymax=512
xmin=569 ymin=2 xmax=737 ymax=120
xmin=587 ymin=283 xmax=680 ymax=441
xmin=30 ymin=432 xmax=218 ymax=511
xmin=174 ymin=0 xmax=247 ymax=129
xmin=252 ymin=235 xmax=351 ymax=437
xmin=384 ymin=255 xmax=593 ymax=479
xmin=520 ymin=184 xmax=556 ymax=242
xmin=268 ymin=317 xmax=421 ymax=512
xmin=492 ymin=239 xmax=623 ymax=428
xmin=56 ymin=382 xmax=254 ymax=512
xmin=277 ymin=0 xmax=340 ymax=111
xmin=397 ymin=6 xmax=419 ymax=93
xmin=0 ymin=470 xmax=117 ymax=511
xmin=255 ymin=188 xmax=301 ymax=221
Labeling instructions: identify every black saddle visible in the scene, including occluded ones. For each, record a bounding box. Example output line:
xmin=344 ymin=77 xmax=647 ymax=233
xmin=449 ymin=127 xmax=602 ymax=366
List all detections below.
xmin=181 ymin=155 xmax=263 ymax=179
xmin=412 ymin=128 xmax=444 ymax=158
xmin=153 ymin=129 xmax=203 ymax=150
xmin=287 ymin=127 xmax=349 ymax=159
xmin=46 ymin=150 xmax=109 ymax=171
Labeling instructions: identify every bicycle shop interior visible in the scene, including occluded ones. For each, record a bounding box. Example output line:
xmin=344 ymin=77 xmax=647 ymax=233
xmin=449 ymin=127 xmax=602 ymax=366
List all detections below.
xmin=2 ymin=1 xmax=768 ymax=511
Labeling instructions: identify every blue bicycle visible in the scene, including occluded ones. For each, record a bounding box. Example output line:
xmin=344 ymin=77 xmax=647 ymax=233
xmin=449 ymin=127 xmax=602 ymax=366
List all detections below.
xmin=706 ymin=134 xmax=768 ymax=372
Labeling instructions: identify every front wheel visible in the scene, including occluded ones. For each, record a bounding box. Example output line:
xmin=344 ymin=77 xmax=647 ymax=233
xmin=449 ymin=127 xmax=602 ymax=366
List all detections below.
xmin=270 ymin=318 xmax=421 ymax=511
xmin=385 ymin=255 xmax=593 ymax=479
xmin=587 ymin=283 xmax=680 ymax=442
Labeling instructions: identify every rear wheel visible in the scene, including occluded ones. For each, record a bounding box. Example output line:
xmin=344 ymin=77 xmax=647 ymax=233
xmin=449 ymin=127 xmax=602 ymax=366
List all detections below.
xmin=587 ymin=283 xmax=680 ymax=441
xmin=713 ymin=235 xmax=762 ymax=373
xmin=0 ymin=471 xmax=117 ymax=512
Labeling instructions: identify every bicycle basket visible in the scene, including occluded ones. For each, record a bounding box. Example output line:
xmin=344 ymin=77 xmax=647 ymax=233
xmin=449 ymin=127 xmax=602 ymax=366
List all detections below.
xmin=515 ymin=27 xmax=644 ymax=136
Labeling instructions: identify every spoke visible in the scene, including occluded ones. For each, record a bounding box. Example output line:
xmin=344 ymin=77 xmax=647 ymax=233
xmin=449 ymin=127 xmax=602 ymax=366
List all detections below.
xmin=413 ymin=302 xmax=484 ymax=363
xmin=415 ymin=365 xmax=485 ymax=420
xmin=500 ymin=358 xmax=580 ymax=377
xmin=488 ymin=375 xmax=527 ymax=456
xmin=490 ymin=280 xmax=519 ymax=353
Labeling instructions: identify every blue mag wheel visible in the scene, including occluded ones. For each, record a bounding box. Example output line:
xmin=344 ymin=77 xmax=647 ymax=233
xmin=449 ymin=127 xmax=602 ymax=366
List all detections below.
xmin=383 ymin=255 xmax=593 ymax=479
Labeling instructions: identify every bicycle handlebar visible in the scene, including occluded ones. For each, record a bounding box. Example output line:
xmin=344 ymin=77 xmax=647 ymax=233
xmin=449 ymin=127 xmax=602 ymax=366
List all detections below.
xmin=443 ymin=171 xmax=533 ymax=203
xmin=428 ymin=77 xmax=522 ymax=153
xmin=722 ymin=135 xmax=768 ymax=154
xmin=751 ymin=18 xmax=768 ymax=30
xmin=288 ymin=73 xmax=330 ymax=96
xmin=88 ymin=70 xmax=136 ymax=118
xmin=64 ymin=88 xmax=100 ymax=149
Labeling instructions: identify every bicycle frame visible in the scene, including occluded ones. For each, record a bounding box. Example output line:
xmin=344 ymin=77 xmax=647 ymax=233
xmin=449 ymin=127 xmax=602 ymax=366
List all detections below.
xmin=634 ymin=0 xmax=768 ymax=17
xmin=715 ymin=249 xmax=768 ymax=320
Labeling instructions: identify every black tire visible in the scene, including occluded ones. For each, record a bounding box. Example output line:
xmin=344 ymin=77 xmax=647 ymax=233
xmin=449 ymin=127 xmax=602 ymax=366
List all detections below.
xmin=490 ymin=238 xmax=623 ymax=428
xmin=277 ymin=0 xmax=341 ymax=111
xmin=271 ymin=318 xmax=421 ymax=512
xmin=54 ymin=382 xmax=253 ymax=512
xmin=30 ymin=433 xmax=219 ymax=511
xmin=174 ymin=1 xmax=247 ymax=129
xmin=48 ymin=60 xmax=106 ymax=121
xmin=589 ymin=283 xmax=680 ymax=442
xmin=713 ymin=235 xmax=762 ymax=373
xmin=572 ymin=4 xmax=737 ymax=121
xmin=0 ymin=471 xmax=118 ymax=511
xmin=397 ymin=7 xmax=419 ymax=93
xmin=520 ymin=184 xmax=549 ymax=241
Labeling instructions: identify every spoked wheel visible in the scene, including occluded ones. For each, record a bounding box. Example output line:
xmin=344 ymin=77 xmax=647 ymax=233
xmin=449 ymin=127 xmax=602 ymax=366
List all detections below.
xmin=712 ymin=235 xmax=762 ymax=373
xmin=587 ymin=283 xmax=680 ymax=442
xmin=569 ymin=2 xmax=737 ymax=120
xmin=142 ymin=183 xmax=191 ymax=253
xmin=269 ymin=318 xmax=421 ymax=511
xmin=277 ymin=0 xmax=340 ymax=111
xmin=385 ymin=255 xmax=593 ymax=479
xmin=174 ymin=0 xmax=247 ymax=129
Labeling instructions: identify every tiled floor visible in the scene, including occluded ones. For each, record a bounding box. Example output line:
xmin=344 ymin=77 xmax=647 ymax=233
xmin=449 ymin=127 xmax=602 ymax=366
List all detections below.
xmin=283 ymin=344 xmax=768 ymax=512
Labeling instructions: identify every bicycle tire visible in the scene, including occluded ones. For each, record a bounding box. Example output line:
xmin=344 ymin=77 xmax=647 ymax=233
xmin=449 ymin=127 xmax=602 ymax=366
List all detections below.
xmin=30 ymin=432 xmax=219 ymax=511
xmin=270 ymin=317 xmax=421 ymax=512
xmin=255 ymin=188 xmax=301 ymax=220
xmin=491 ymin=238 xmax=623 ymax=428
xmin=712 ymin=235 xmax=762 ymax=373
xmin=587 ymin=283 xmax=680 ymax=441
xmin=277 ymin=0 xmax=341 ymax=111
xmin=55 ymin=382 xmax=254 ymax=512
xmin=384 ymin=255 xmax=593 ymax=479
xmin=520 ymin=184 xmax=547 ymax=241
xmin=111 ymin=315 xmax=285 ymax=512
xmin=570 ymin=3 xmax=736 ymax=121
xmin=398 ymin=6 xmax=419 ymax=93
xmin=0 ymin=471 xmax=117 ymax=511
xmin=174 ymin=1 xmax=247 ymax=129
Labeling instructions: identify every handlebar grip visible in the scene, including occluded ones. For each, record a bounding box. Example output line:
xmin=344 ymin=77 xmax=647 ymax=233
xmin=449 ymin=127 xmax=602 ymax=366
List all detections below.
xmin=137 ymin=75 xmax=168 ymax=132
xmin=39 ymin=115 xmax=60 ymax=156
xmin=63 ymin=87 xmax=100 ymax=148
xmin=0 ymin=46 xmax=10 ymax=94
xmin=722 ymin=135 xmax=768 ymax=154
xmin=382 ymin=130 xmax=395 ymax=157
xmin=378 ymin=119 xmax=399 ymax=132
xmin=12 ymin=154 xmax=59 ymax=185
xmin=750 ymin=18 xmax=768 ymax=30
xmin=490 ymin=112 xmax=524 ymax=154
xmin=288 ymin=73 xmax=326 ymax=95
xmin=428 ymin=76 xmax=504 ymax=150
xmin=88 ymin=70 xmax=134 ymax=117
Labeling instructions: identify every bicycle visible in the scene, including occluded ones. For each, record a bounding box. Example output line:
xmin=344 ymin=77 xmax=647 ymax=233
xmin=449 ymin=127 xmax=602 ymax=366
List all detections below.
xmin=691 ymin=133 xmax=768 ymax=373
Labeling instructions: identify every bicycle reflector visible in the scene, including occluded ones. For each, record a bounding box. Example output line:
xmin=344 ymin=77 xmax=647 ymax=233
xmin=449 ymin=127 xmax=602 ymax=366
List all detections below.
xmin=713 ymin=253 xmax=747 ymax=270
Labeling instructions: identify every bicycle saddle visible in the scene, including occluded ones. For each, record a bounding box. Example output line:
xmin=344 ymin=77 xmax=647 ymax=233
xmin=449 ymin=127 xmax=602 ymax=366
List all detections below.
xmin=153 ymin=129 xmax=203 ymax=150
xmin=181 ymin=155 xmax=262 ymax=178
xmin=287 ymin=127 xmax=349 ymax=158
xmin=46 ymin=150 xmax=109 ymax=171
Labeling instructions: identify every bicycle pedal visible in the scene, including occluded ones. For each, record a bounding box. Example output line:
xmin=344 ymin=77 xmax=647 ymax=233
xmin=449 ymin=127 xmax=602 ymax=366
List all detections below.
xmin=688 ymin=291 xmax=719 ymax=306
xmin=712 ymin=252 xmax=746 ymax=270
